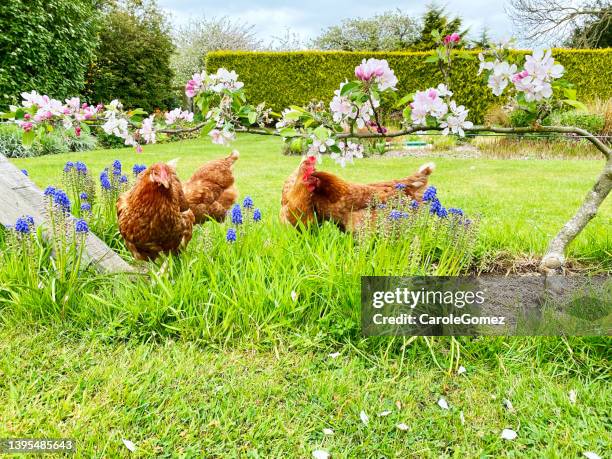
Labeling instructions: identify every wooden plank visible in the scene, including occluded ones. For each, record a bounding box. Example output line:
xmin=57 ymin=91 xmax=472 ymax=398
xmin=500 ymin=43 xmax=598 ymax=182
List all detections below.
xmin=0 ymin=154 xmax=136 ymax=274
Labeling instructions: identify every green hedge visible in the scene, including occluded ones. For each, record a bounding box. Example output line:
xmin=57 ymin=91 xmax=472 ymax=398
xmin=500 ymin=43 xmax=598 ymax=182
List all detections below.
xmin=206 ymin=49 xmax=612 ymax=123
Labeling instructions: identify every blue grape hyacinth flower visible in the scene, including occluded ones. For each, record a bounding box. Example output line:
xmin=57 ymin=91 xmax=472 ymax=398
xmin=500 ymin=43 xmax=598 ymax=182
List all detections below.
xmin=80 ymin=192 xmax=88 ymax=200
xmin=423 ymin=186 xmax=437 ymax=202
xmin=64 ymin=161 xmax=75 ymax=173
xmin=243 ymin=196 xmax=254 ymax=209
xmin=119 ymin=175 xmax=128 ymax=184
xmin=100 ymin=171 xmax=112 ymax=190
xmin=53 ymin=189 xmax=71 ymax=213
xmin=76 ymin=161 xmax=87 ymax=174
xmin=44 ymin=186 xmax=56 ymax=197
xmin=231 ymin=204 xmax=243 ymax=225
xmin=112 ymin=160 xmax=122 ymax=171
xmin=389 ymin=210 xmax=402 ymax=220
xmin=14 ymin=217 xmax=31 ymax=234
xmin=448 ymin=208 xmax=464 ymax=216
xmin=75 ymin=219 xmax=89 ymax=234
xmin=81 ymin=202 xmax=91 ymax=212
xmin=133 ymin=164 xmax=146 ymax=176
xmin=226 ymin=228 xmax=237 ymax=242
xmin=394 ymin=183 xmax=406 ymax=190
xmin=253 ymin=208 xmax=262 ymax=222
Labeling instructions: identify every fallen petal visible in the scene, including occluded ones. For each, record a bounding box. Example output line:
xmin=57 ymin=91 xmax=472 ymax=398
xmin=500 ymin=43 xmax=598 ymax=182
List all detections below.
xmin=360 ymin=410 xmax=369 ymax=425
xmin=457 ymin=365 xmax=466 ymax=375
xmin=501 ymin=429 xmax=517 ymax=440
xmin=396 ymin=423 xmax=409 ymax=431
xmin=503 ymin=399 xmax=514 ymax=412
xmin=323 ymin=428 xmax=334 ymax=436
xmin=395 ymin=400 xmax=402 ymax=410
xmin=378 ymin=410 xmax=392 ymax=417
xmin=569 ymin=389 xmax=577 ymax=404
xmin=122 ymin=439 xmax=137 ymax=452
xmin=328 ymin=352 xmax=341 ymax=359
xmin=291 ymin=290 xmax=298 ymax=302
xmin=459 ymin=411 xmax=465 ymax=425
xmin=583 ymin=452 xmax=601 ymax=459
xmin=313 ymin=450 xmax=330 ymax=459
xmin=438 ymin=397 xmax=449 ymax=410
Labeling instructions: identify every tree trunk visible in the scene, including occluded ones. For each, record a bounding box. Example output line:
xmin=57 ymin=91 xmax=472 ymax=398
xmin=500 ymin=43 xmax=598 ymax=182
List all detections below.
xmin=541 ymin=156 xmax=612 ymax=271
xmin=0 ymin=154 xmax=135 ymax=274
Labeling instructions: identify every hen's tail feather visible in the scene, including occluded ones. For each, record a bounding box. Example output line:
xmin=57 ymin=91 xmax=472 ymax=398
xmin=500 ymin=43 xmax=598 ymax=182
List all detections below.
xmin=227 ymin=150 xmax=240 ymax=162
xmin=418 ymin=162 xmax=435 ymax=175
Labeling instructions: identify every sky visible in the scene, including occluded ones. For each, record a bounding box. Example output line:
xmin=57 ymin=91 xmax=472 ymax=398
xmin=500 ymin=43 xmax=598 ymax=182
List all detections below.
xmin=157 ymin=0 xmax=514 ymax=46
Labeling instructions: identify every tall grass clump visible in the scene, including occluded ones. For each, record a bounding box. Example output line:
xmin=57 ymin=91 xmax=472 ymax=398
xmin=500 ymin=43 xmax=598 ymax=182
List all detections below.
xmin=1 ymin=160 xmax=477 ymax=346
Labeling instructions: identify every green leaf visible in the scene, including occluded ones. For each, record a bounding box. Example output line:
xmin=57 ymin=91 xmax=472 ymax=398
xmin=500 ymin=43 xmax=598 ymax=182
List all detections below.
xmin=279 ymin=127 xmax=298 ymax=137
xmin=562 ymin=99 xmax=588 ymax=112
xmin=340 ymin=81 xmax=360 ymax=96
xmin=199 ymin=120 xmax=216 ymax=137
xmin=22 ymin=129 xmax=35 ymax=147
xmin=128 ymin=108 xmax=148 ymax=117
xmin=394 ymin=93 xmax=414 ymax=108
xmin=313 ymin=125 xmax=329 ymax=141
xmin=14 ymin=108 xmax=25 ymax=120
xmin=247 ymin=111 xmax=257 ymax=124
xmin=563 ymin=88 xmax=577 ymax=100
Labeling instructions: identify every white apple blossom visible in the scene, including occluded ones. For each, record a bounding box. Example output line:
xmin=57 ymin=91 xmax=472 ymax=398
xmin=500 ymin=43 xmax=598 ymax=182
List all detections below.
xmin=524 ymin=49 xmax=564 ymax=81
xmin=436 ymin=83 xmax=453 ymax=97
xmin=165 ymin=108 xmax=194 ymax=125
xmin=209 ymin=128 xmax=235 ymax=145
xmin=139 ymin=115 xmax=156 ymax=144
xmin=332 ymin=140 xmax=364 ymax=167
xmin=440 ymin=101 xmax=473 ymax=136
xmin=411 ymin=88 xmax=448 ymax=125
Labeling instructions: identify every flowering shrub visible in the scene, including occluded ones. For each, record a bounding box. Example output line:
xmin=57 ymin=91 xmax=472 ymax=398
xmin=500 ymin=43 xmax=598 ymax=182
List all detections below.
xmin=0 ymin=33 xmax=585 ymax=170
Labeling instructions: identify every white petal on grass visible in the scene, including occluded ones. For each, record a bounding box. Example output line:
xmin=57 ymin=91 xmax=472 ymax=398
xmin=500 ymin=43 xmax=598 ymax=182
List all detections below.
xmin=122 ymin=439 xmax=137 ymax=452
xmin=396 ymin=423 xmax=409 ymax=431
xmin=378 ymin=410 xmax=392 ymax=417
xmin=457 ymin=365 xmax=467 ymax=375
xmin=459 ymin=411 xmax=465 ymax=425
xmin=328 ymin=352 xmax=341 ymax=359
xmin=569 ymin=389 xmax=577 ymax=404
xmin=438 ymin=397 xmax=449 ymax=410
xmin=503 ymin=399 xmax=515 ymax=412
xmin=360 ymin=410 xmax=369 ymax=425
xmin=501 ymin=429 xmax=518 ymax=440
xmin=291 ymin=290 xmax=298 ymax=302
xmin=395 ymin=400 xmax=402 ymax=410
xmin=323 ymin=428 xmax=334 ymax=436
xmin=583 ymin=452 xmax=601 ymax=459
xmin=313 ymin=450 xmax=330 ymax=459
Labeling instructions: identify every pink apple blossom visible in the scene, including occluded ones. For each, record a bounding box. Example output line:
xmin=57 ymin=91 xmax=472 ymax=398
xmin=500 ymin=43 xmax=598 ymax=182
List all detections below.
xmin=443 ymin=33 xmax=461 ymax=45
xmin=138 ymin=115 xmax=156 ymax=144
xmin=411 ymin=88 xmax=448 ymax=124
xmin=354 ymin=58 xmax=398 ymax=90
xmin=209 ymin=128 xmax=235 ymax=145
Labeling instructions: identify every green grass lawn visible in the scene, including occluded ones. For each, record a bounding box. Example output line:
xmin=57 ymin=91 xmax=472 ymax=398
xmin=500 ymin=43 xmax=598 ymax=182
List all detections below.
xmin=13 ymin=134 xmax=611 ymax=267
xmin=1 ymin=326 xmax=610 ymax=458
xmin=2 ymin=135 xmax=611 ymax=457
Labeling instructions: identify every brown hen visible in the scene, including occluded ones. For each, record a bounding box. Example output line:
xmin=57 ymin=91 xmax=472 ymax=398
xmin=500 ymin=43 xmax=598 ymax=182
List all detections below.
xmin=281 ymin=156 xmax=435 ymax=231
xmin=117 ymin=162 xmax=195 ymax=261
xmin=183 ymin=150 xmax=239 ymax=223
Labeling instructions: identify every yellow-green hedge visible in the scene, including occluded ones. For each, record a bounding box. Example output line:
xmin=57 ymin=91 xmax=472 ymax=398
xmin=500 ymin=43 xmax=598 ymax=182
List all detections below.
xmin=206 ymin=49 xmax=612 ymax=123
